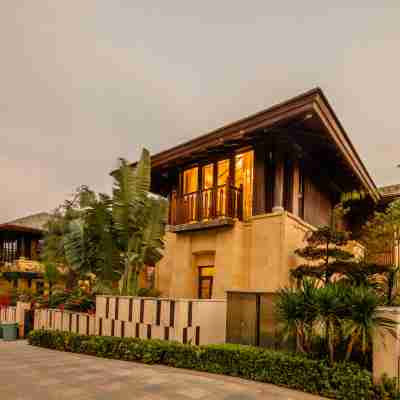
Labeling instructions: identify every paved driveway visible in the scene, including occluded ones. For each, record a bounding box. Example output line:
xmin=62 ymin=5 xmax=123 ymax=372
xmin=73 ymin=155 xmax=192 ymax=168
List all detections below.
xmin=0 ymin=340 xmax=326 ymax=400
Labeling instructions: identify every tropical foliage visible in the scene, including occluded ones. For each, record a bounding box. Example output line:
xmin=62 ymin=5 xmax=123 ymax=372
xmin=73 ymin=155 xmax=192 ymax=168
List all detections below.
xmin=275 ymin=279 xmax=396 ymax=364
xmin=40 ymin=148 xmax=167 ymax=296
xmin=34 ymin=288 xmax=95 ymax=313
xmin=112 ymin=150 xmax=168 ymax=295
xmin=281 ymin=206 xmax=399 ymax=365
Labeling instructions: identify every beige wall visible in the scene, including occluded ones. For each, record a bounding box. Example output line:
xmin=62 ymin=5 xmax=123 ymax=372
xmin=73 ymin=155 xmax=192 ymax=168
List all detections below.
xmin=96 ymin=295 xmax=227 ymax=345
xmin=373 ymin=307 xmax=400 ymax=383
xmin=33 ymin=296 xmax=227 ymax=345
xmin=156 ymin=211 xmax=311 ymax=298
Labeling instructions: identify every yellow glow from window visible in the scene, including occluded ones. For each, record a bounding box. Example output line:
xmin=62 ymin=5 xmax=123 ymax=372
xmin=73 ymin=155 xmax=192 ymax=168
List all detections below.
xmin=217 ymin=159 xmax=230 ymax=186
xmin=199 ymin=266 xmax=214 ymax=277
xmin=235 ymin=151 xmax=254 ymax=219
xmin=202 ymin=164 xmax=214 ymax=189
xmin=183 ymin=167 xmax=198 ymax=194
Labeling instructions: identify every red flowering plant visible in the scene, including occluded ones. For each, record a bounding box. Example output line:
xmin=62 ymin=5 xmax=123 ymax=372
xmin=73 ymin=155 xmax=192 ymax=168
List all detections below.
xmin=0 ymin=294 xmax=11 ymax=309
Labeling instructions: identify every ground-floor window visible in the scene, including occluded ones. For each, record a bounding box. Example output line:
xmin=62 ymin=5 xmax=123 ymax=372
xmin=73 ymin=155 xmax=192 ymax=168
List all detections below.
xmin=198 ymin=266 xmax=214 ymax=299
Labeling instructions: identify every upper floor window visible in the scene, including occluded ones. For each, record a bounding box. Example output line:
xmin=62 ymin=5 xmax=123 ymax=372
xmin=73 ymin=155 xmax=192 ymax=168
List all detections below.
xmin=183 ymin=167 xmax=198 ymax=194
xmin=202 ymin=164 xmax=214 ymax=189
xmin=235 ymin=151 xmax=254 ymax=219
xmin=173 ymin=150 xmax=254 ymax=225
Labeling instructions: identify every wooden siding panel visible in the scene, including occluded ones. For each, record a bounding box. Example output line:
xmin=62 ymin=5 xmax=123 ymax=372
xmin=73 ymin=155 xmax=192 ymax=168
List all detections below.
xmin=303 ymin=176 xmax=332 ymax=227
xmin=252 ymin=145 xmax=266 ymax=215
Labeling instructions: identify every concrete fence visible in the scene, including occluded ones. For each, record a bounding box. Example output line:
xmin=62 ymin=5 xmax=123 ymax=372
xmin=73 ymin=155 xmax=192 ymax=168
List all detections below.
xmin=32 ymin=296 xmax=227 ymax=346
xmin=96 ymin=296 xmax=227 ymax=345
xmin=0 ymin=306 xmax=17 ymax=323
xmin=34 ymin=309 xmax=97 ymax=336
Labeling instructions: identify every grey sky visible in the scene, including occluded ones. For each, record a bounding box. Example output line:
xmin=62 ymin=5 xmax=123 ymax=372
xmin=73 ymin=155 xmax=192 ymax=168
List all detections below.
xmin=1 ymin=1 xmax=399 ymax=222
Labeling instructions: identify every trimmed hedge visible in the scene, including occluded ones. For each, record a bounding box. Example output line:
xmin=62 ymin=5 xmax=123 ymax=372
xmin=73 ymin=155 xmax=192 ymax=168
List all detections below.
xmin=28 ymin=330 xmax=398 ymax=400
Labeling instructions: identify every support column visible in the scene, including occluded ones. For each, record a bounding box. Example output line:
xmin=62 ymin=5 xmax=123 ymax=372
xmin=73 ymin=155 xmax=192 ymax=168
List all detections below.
xmin=272 ymin=151 xmax=284 ymax=213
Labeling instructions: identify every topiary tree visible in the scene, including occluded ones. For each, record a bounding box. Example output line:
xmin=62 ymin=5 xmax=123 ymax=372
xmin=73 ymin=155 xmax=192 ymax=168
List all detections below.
xmin=291 ymin=226 xmax=354 ymax=284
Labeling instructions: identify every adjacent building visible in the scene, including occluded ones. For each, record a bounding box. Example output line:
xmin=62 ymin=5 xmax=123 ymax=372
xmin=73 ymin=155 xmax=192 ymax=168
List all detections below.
xmin=0 ymin=212 xmax=50 ymax=293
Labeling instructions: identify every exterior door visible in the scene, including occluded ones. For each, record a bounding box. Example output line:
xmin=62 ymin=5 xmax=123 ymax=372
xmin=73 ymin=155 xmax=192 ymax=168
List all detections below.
xmin=226 ymin=292 xmax=258 ymax=346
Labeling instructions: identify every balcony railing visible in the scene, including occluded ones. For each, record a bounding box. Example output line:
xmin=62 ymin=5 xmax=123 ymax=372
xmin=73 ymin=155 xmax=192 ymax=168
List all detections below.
xmin=169 ymin=183 xmax=243 ymax=226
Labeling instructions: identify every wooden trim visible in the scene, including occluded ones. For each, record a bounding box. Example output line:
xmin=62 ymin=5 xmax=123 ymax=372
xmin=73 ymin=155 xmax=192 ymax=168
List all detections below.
xmin=273 ymin=151 xmax=284 ymax=209
xmin=146 ymin=90 xmax=318 ymax=169
xmin=253 ymin=143 xmax=266 ymax=215
xmin=312 ymin=98 xmax=379 ymax=201
xmin=283 ymin=156 xmax=294 ymax=213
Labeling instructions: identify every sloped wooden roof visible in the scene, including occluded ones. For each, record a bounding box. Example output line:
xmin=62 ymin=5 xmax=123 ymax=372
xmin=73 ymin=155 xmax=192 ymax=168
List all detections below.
xmin=127 ymin=88 xmax=380 ymax=201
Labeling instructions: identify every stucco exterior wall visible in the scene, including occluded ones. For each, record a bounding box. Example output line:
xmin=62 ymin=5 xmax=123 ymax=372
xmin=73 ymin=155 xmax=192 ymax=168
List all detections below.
xmin=155 ymin=211 xmax=311 ymax=298
xmin=373 ymin=307 xmax=400 ymax=382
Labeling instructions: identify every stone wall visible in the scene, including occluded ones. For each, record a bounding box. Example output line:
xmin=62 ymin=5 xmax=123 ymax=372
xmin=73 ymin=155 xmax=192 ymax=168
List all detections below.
xmin=156 ymin=211 xmax=311 ymax=298
xmin=373 ymin=307 xmax=400 ymax=383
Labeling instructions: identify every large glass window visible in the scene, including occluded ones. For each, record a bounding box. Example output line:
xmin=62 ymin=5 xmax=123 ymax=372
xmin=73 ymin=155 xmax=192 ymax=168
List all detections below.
xmin=235 ymin=151 xmax=254 ymax=219
xmin=202 ymin=164 xmax=214 ymax=189
xmin=183 ymin=167 xmax=198 ymax=194
xmin=183 ymin=167 xmax=198 ymax=222
xmin=202 ymin=164 xmax=214 ymax=219
xmin=216 ymin=160 xmax=230 ymax=216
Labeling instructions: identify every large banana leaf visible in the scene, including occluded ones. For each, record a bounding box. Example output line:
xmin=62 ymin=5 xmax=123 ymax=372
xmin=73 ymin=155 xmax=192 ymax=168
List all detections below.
xmin=63 ymin=219 xmax=86 ymax=275
xmin=112 ymin=149 xmax=151 ymax=248
xmin=142 ymin=197 xmax=168 ymax=265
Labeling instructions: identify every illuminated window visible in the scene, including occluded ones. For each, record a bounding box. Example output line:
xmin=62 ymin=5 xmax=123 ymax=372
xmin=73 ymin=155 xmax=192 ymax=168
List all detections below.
xmin=202 ymin=164 xmax=214 ymax=219
xmin=198 ymin=266 xmax=214 ymax=299
xmin=217 ymin=160 xmax=230 ymax=216
xmin=183 ymin=167 xmax=198 ymax=222
xmin=235 ymin=151 xmax=254 ymax=219
xmin=202 ymin=164 xmax=214 ymax=189
xmin=217 ymin=159 xmax=230 ymax=186
xmin=183 ymin=167 xmax=198 ymax=194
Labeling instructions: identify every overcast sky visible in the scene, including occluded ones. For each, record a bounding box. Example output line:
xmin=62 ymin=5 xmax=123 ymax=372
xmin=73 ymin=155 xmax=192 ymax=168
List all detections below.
xmin=1 ymin=1 xmax=399 ymax=222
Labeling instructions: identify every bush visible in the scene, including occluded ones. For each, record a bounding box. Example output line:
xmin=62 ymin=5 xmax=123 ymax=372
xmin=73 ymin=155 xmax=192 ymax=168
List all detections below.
xmin=34 ymin=288 xmax=95 ymax=313
xmin=28 ymin=329 xmax=399 ymax=400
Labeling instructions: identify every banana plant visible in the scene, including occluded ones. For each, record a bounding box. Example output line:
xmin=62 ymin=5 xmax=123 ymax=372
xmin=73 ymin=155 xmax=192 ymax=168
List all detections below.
xmin=112 ymin=149 xmax=167 ymax=296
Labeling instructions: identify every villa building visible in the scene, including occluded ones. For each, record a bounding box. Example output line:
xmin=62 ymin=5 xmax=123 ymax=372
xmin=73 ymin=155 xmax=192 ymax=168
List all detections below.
xmin=142 ymin=88 xmax=390 ymax=299
xmin=0 ymin=212 xmax=50 ymax=293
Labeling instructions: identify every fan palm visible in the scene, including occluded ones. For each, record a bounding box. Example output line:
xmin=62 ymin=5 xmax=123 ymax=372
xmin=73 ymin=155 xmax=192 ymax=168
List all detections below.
xmin=314 ymin=283 xmax=348 ymax=363
xmin=342 ymin=286 xmax=398 ymax=360
xmin=275 ymin=279 xmax=319 ymax=352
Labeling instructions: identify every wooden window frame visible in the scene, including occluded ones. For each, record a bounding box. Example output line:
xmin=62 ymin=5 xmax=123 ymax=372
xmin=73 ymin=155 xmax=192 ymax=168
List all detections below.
xmin=198 ymin=266 xmax=214 ymax=299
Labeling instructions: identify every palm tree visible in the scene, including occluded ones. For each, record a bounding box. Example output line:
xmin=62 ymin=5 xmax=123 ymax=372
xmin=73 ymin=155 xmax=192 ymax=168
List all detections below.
xmin=314 ymin=283 xmax=348 ymax=363
xmin=275 ymin=279 xmax=319 ymax=353
xmin=342 ymin=286 xmax=397 ymax=361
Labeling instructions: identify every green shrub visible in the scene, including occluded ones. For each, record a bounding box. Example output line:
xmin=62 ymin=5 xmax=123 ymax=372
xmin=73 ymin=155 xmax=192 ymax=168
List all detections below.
xmin=28 ymin=329 xmax=399 ymax=400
